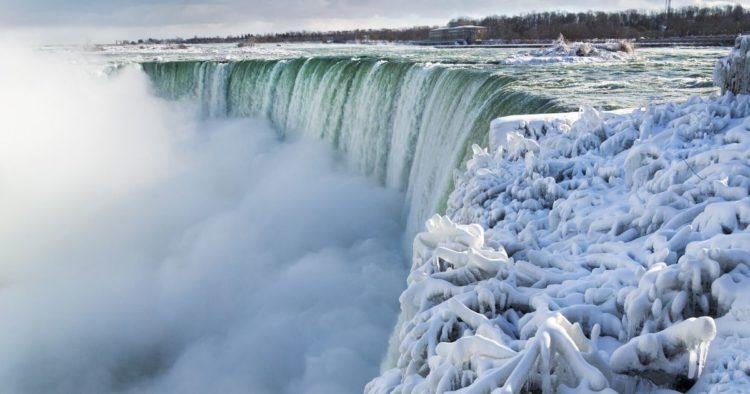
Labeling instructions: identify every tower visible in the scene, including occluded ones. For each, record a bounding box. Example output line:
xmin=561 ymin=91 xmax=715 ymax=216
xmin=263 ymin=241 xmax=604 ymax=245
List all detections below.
xmin=663 ymin=0 xmax=672 ymax=32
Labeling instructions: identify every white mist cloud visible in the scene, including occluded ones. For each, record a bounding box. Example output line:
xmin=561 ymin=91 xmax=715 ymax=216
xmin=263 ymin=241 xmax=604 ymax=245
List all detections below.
xmin=0 ymin=45 xmax=405 ymax=393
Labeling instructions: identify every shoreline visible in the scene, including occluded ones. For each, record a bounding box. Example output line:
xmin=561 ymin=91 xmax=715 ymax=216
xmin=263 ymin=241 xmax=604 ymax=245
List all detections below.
xmin=432 ymin=35 xmax=737 ymax=49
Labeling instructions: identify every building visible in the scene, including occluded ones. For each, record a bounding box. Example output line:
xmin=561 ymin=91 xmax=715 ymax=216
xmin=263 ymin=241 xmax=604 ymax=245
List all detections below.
xmin=428 ymin=26 xmax=488 ymax=44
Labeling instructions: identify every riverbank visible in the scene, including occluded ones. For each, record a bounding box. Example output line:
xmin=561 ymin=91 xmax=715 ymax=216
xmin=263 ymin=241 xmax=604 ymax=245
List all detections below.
xmin=433 ymin=34 xmax=737 ymax=49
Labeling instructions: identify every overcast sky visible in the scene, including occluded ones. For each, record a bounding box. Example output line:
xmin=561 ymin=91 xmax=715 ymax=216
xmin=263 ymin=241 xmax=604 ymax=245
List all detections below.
xmin=0 ymin=0 xmax=744 ymax=42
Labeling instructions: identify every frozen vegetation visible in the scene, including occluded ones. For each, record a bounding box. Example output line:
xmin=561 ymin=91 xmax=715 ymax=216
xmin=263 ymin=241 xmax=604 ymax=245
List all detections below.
xmin=501 ymin=36 xmax=635 ymax=65
xmin=369 ymin=38 xmax=750 ymax=393
xmin=715 ymin=36 xmax=750 ymax=95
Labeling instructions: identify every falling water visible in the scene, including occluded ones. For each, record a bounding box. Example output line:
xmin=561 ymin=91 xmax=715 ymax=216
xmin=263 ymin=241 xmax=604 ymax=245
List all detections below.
xmin=142 ymin=57 xmax=562 ymax=238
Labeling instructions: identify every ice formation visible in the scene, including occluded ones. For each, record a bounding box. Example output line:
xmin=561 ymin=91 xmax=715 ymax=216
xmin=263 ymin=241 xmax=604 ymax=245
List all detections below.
xmin=370 ymin=41 xmax=750 ymax=393
xmin=714 ymin=35 xmax=750 ymax=95
xmin=501 ymin=36 xmax=635 ymax=65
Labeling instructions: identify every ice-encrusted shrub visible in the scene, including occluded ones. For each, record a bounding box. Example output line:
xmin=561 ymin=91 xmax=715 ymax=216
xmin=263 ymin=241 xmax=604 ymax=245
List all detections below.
xmin=369 ymin=92 xmax=750 ymax=393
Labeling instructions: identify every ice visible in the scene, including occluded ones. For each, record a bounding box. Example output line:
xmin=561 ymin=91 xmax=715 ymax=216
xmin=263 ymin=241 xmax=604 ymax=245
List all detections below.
xmin=610 ymin=317 xmax=716 ymax=382
xmin=714 ymin=35 xmax=750 ymax=95
xmin=501 ymin=36 xmax=635 ymax=65
xmin=370 ymin=39 xmax=750 ymax=392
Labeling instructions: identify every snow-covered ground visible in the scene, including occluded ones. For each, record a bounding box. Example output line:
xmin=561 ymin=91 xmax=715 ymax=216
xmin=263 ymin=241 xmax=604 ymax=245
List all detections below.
xmin=501 ymin=37 xmax=635 ymax=65
xmin=368 ymin=37 xmax=750 ymax=393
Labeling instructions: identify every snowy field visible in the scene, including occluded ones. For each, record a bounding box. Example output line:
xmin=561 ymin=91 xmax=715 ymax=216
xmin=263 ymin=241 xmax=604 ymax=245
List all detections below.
xmin=368 ymin=37 xmax=750 ymax=393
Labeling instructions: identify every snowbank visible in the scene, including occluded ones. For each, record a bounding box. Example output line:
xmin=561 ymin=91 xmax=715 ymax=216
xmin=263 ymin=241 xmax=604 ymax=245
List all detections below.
xmin=369 ymin=39 xmax=750 ymax=393
xmin=501 ymin=37 xmax=635 ymax=65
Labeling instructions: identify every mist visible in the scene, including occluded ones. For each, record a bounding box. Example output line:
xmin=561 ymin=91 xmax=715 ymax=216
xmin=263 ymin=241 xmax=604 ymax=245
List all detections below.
xmin=0 ymin=45 xmax=406 ymax=393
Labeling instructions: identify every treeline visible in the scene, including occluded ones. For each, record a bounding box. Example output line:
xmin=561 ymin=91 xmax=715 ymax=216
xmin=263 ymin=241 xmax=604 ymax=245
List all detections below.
xmin=126 ymin=27 xmax=432 ymax=45
xmin=250 ymin=27 xmax=432 ymax=43
xmin=126 ymin=5 xmax=750 ymax=45
xmin=451 ymin=5 xmax=750 ymax=40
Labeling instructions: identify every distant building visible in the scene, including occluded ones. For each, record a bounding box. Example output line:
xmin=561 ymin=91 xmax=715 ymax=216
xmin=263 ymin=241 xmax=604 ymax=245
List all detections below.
xmin=428 ymin=26 xmax=488 ymax=44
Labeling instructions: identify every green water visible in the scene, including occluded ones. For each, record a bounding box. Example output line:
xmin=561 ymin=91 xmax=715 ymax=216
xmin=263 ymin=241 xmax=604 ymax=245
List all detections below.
xmin=97 ymin=43 xmax=723 ymax=237
xmin=141 ymin=57 xmax=560 ymax=236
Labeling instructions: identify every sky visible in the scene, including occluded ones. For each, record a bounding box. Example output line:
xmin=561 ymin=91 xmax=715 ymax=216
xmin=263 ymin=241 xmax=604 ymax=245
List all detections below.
xmin=0 ymin=0 xmax=745 ymax=44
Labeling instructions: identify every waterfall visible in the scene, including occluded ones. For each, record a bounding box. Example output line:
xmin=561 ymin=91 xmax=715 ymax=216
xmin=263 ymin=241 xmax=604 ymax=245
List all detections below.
xmin=141 ymin=58 xmax=562 ymax=239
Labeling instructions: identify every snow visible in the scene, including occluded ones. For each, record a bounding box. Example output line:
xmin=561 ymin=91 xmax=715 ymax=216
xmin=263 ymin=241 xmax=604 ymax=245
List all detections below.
xmin=369 ymin=39 xmax=750 ymax=393
xmin=501 ymin=37 xmax=635 ymax=65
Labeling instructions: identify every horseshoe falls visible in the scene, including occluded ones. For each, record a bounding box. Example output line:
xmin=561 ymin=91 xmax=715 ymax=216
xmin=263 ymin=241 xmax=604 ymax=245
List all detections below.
xmin=141 ymin=58 xmax=560 ymax=238
xmin=0 ymin=41 xmax=731 ymax=394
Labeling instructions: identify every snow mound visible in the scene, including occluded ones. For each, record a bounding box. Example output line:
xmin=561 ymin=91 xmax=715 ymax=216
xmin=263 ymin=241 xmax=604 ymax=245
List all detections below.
xmin=369 ymin=91 xmax=750 ymax=392
xmin=714 ymin=35 xmax=750 ymax=95
xmin=501 ymin=37 xmax=635 ymax=65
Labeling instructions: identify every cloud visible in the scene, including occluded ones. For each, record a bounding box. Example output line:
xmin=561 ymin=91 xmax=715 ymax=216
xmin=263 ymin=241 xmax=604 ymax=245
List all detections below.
xmin=0 ymin=46 xmax=405 ymax=393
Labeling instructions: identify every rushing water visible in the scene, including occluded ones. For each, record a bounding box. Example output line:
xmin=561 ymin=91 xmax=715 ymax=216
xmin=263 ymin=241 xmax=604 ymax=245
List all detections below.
xmin=140 ymin=58 xmax=560 ymax=239
xmin=83 ymin=43 xmax=725 ymax=107
xmin=115 ymin=43 xmax=725 ymax=240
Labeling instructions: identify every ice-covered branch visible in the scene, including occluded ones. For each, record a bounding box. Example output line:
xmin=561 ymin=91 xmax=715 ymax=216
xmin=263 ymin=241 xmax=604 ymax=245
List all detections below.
xmin=611 ymin=317 xmax=716 ymax=382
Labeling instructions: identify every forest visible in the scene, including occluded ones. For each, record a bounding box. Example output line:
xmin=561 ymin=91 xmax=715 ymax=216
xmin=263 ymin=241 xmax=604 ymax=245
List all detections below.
xmin=450 ymin=5 xmax=750 ymax=40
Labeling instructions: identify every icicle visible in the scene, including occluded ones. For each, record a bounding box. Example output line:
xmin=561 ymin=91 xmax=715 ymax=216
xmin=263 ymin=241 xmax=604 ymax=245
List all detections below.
xmin=540 ymin=331 xmax=552 ymax=394
xmin=688 ymin=348 xmax=697 ymax=379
